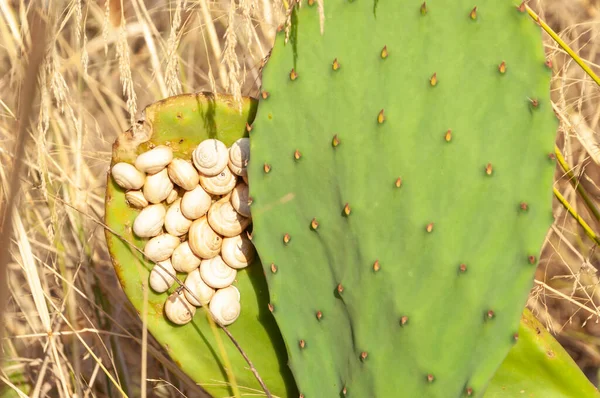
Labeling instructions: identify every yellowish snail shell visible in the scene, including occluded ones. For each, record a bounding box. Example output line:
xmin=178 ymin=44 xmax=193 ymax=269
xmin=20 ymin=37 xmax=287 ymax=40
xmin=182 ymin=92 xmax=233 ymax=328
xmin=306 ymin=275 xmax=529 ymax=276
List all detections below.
xmin=199 ymin=166 xmax=237 ymax=195
xmin=221 ymin=234 xmax=255 ymax=269
xmin=207 ymin=197 xmax=250 ymax=238
xmin=230 ymin=182 xmax=250 ymax=217
xmin=144 ymin=233 xmax=180 ymax=262
xmin=133 ymin=204 xmax=166 ymax=238
xmin=149 ymin=259 xmax=176 ymax=293
xmin=200 ymin=255 xmax=237 ymax=289
xmin=171 ymin=241 xmax=202 ymax=273
xmin=193 ymin=139 xmax=229 ymax=176
xmin=164 ymin=290 xmax=196 ymax=325
xmin=168 ymin=158 xmax=200 ymax=191
xmin=228 ymin=138 xmax=250 ymax=177
xmin=209 ymin=286 xmax=241 ymax=326
xmin=143 ymin=168 xmax=174 ymax=204
xmin=164 ymin=198 xmax=192 ymax=237
xmin=135 ymin=145 xmax=173 ymax=174
xmin=181 ymin=185 xmax=212 ymax=220
xmin=184 ymin=268 xmax=215 ymax=306
xmin=125 ymin=190 xmax=148 ymax=209
xmin=188 ymin=216 xmax=222 ymax=259
xmin=165 ymin=189 xmax=178 ymax=205
xmin=111 ymin=162 xmax=145 ymax=190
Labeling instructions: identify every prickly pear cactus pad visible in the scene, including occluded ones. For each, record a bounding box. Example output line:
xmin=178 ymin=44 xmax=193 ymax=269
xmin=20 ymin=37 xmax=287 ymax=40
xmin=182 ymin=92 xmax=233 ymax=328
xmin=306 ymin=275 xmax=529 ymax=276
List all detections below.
xmin=485 ymin=309 xmax=600 ymax=398
xmin=248 ymin=1 xmax=558 ymax=397
xmin=104 ymin=93 xmax=296 ymax=397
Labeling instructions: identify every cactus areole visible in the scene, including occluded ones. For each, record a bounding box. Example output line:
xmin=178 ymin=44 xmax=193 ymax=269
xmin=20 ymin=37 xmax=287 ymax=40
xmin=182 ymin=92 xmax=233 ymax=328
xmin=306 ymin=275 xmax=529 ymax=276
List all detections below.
xmin=248 ymin=1 xmax=558 ymax=397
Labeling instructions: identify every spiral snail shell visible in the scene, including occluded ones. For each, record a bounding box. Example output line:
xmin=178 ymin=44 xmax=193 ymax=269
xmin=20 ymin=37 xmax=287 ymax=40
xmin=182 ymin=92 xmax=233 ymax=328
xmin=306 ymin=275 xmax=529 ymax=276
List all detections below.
xmin=209 ymin=286 xmax=241 ymax=326
xmin=188 ymin=216 xmax=223 ymax=259
xmin=167 ymin=158 xmax=200 ymax=191
xmin=144 ymin=233 xmax=180 ymax=262
xmin=192 ymin=139 xmax=229 ymax=176
xmin=171 ymin=241 xmax=202 ymax=273
xmin=125 ymin=190 xmax=148 ymax=209
xmin=111 ymin=162 xmax=145 ymax=190
xmin=200 ymin=255 xmax=237 ymax=289
xmin=221 ymin=234 xmax=255 ymax=269
xmin=164 ymin=290 xmax=196 ymax=325
xmin=230 ymin=182 xmax=250 ymax=217
xmin=199 ymin=166 xmax=237 ymax=196
xmin=184 ymin=268 xmax=215 ymax=306
xmin=164 ymin=198 xmax=192 ymax=237
xmin=207 ymin=197 xmax=250 ymax=238
xmin=135 ymin=145 xmax=173 ymax=175
xmin=181 ymin=185 xmax=212 ymax=220
xmin=149 ymin=259 xmax=176 ymax=293
xmin=143 ymin=168 xmax=174 ymax=204
xmin=133 ymin=203 xmax=166 ymax=238
xmin=228 ymin=138 xmax=250 ymax=177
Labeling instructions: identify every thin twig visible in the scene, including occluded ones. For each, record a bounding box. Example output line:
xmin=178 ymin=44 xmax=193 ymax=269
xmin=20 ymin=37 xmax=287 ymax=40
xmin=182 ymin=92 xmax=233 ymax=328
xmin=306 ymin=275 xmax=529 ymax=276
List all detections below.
xmin=220 ymin=325 xmax=273 ymax=398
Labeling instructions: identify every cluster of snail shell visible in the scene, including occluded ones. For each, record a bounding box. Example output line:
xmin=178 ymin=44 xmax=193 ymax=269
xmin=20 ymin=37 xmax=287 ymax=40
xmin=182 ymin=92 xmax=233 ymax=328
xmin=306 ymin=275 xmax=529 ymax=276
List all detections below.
xmin=110 ymin=138 xmax=254 ymax=326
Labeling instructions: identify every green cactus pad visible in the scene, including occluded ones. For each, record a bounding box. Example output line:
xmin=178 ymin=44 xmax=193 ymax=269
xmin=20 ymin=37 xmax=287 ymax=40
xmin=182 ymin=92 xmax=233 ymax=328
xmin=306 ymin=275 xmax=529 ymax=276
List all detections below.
xmin=485 ymin=309 xmax=599 ymax=398
xmin=248 ymin=1 xmax=558 ymax=397
xmin=104 ymin=93 xmax=296 ymax=397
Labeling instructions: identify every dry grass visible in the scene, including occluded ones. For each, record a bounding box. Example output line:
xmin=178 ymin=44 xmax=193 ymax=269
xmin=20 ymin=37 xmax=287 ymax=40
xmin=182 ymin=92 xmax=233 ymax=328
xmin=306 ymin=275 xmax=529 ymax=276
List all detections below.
xmin=1 ymin=0 xmax=600 ymax=396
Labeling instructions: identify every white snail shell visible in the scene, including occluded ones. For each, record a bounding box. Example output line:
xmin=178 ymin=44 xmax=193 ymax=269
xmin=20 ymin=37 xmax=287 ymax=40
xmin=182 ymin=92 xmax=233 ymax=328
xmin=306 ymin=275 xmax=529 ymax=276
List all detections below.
xmin=184 ymin=269 xmax=215 ymax=306
xmin=125 ymin=190 xmax=148 ymax=209
xmin=143 ymin=168 xmax=174 ymax=204
xmin=209 ymin=286 xmax=241 ymax=326
xmin=192 ymin=139 xmax=229 ymax=176
xmin=207 ymin=198 xmax=250 ymax=238
xmin=165 ymin=189 xmax=178 ymax=205
xmin=149 ymin=259 xmax=176 ymax=293
xmin=164 ymin=199 xmax=192 ymax=237
xmin=144 ymin=233 xmax=180 ymax=262
xmin=181 ymin=185 xmax=212 ymax=220
xmin=171 ymin=241 xmax=202 ymax=273
xmin=188 ymin=216 xmax=223 ymax=259
xmin=221 ymin=234 xmax=255 ymax=269
xmin=230 ymin=182 xmax=250 ymax=217
xmin=164 ymin=290 xmax=196 ymax=325
xmin=111 ymin=162 xmax=145 ymax=190
xmin=228 ymin=138 xmax=250 ymax=177
xmin=167 ymin=158 xmax=200 ymax=191
xmin=135 ymin=145 xmax=173 ymax=174
xmin=133 ymin=204 xmax=166 ymax=238
xmin=199 ymin=166 xmax=237 ymax=196
xmin=200 ymin=255 xmax=237 ymax=289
